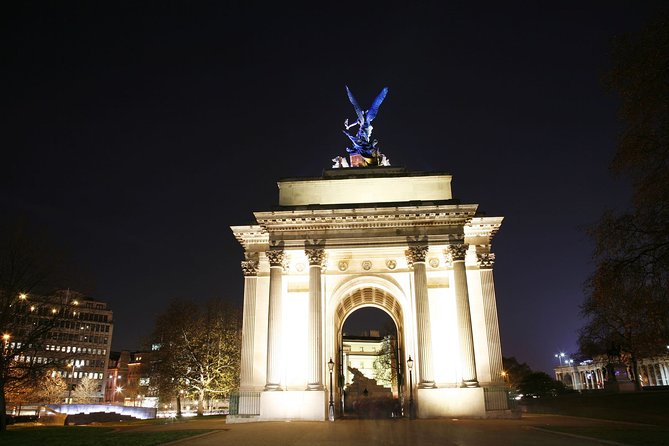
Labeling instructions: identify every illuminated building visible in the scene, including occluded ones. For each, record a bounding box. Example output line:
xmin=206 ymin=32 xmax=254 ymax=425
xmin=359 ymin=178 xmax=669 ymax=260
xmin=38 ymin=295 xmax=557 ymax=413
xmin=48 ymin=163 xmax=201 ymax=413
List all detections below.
xmin=555 ymin=355 xmax=669 ymax=391
xmin=231 ymin=167 xmax=508 ymax=420
xmin=6 ymin=290 xmax=113 ymax=402
xmin=105 ymin=350 xmax=156 ymax=406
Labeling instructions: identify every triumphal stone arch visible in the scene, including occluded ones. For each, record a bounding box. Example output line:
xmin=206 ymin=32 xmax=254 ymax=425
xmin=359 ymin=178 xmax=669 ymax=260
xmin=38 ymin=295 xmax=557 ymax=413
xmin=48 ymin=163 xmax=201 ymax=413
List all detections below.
xmin=230 ymin=88 xmax=508 ymax=421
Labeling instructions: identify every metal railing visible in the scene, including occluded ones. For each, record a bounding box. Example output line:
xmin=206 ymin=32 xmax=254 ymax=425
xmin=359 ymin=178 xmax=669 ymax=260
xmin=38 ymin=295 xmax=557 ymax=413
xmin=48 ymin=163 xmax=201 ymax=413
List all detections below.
xmin=228 ymin=391 xmax=261 ymax=416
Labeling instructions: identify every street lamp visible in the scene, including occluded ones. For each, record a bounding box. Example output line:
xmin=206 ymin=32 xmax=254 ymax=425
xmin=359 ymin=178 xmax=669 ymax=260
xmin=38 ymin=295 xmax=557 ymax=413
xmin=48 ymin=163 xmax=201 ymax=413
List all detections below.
xmin=328 ymin=358 xmax=335 ymax=421
xmin=407 ymin=356 xmax=414 ymax=419
xmin=554 ymin=352 xmax=565 ymax=366
xmin=2 ymin=334 xmax=10 ymax=355
xmin=67 ymin=361 xmax=78 ymax=403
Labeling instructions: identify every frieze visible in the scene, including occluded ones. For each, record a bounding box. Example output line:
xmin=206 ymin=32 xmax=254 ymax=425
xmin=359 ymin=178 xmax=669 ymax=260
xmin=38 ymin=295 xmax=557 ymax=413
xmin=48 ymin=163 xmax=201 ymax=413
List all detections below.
xmin=385 ymin=259 xmax=397 ymax=270
xmin=338 ymin=260 xmax=349 ymax=271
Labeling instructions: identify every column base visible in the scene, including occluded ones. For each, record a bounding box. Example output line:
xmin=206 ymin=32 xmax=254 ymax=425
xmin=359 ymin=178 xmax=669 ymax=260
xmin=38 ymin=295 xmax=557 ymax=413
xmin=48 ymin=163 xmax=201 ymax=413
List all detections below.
xmin=306 ymin=383 xmax=324 ymax=391
xmin=417 ymin=387 xmax=485 ymax=418
xmin=419 ymin=380 xmax=437 ymax=389
xmin=463 ymin=379 xmax=479 ymax=388
xmin=259 ymin=390 xmax=326 ymax=421
xmin=264 ymin=383 xmax=283 ymax=391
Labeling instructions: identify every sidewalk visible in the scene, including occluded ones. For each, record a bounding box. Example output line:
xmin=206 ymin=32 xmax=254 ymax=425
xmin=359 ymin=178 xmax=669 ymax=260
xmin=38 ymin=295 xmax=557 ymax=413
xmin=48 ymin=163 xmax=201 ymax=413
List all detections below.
xmin=120 ymin=414 xmax=666 ymax=446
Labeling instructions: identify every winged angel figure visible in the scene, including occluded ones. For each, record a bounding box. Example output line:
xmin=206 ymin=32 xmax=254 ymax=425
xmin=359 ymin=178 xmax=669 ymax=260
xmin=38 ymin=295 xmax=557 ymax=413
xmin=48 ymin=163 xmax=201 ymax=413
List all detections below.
xmin=339 ymin=86 xmax=390 ymax=167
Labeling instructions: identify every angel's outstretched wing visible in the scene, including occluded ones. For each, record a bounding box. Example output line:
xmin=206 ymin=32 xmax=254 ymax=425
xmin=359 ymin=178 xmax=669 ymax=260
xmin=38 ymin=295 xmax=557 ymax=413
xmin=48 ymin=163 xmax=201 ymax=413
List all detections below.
xmin=346 ymin=85 xmax=364 ymax=122
xmin=366 ymin=87 xmax=388 ymax=122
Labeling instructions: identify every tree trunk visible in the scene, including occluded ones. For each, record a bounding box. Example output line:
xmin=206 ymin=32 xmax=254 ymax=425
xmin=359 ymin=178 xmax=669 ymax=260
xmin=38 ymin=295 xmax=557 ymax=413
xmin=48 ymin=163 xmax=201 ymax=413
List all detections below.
xmin=197 ymin=390 xmax=204 ymax=416
xmin=176 ymin=393 xmax=182 ymax=418
xmin=0 ymin=382 xmax=7 ymax=432
xmin=631 ymin=356 xmax=642 ymax=391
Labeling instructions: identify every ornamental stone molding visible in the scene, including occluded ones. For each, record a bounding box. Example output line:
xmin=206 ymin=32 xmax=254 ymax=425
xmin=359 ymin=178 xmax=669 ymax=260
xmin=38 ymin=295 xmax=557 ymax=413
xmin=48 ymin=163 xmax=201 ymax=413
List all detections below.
xmin=305 ymin=248 xmax=327 ymax=267
xmin=385 ymin=259 xmax=397 ymax=270
xmin=266 ymin=250 xmax=286 ymax=267
xmin=241 ymin=259 xmax=259 ymax=276
xmin=405 ymin=245 xmax=429 ymax=266
xmin=429 ymin=258 xmax=440 ymax=268
xmin=338 ymin=260 xmax=349 ymax=271
xmin=446 ymin=244 xmax=469 ymax=262
xmin=476 ymin=252 xmax=496 ymax=269
xmin=361 ymin=260 xmax=372 ymax=271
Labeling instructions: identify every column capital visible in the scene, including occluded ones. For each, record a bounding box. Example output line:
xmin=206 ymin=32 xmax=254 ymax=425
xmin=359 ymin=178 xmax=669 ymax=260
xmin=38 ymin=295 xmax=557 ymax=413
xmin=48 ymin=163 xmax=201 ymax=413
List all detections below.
xmin=476 ymin=252 xmax=496 ymax=269
xmin=305 ymin=248 xmax=327 ymax=267
xmin=445 ymin=244 xmax=469 ymax=263
xmin=405 ymin=245 xmax=428 ymax=266
xmin=266 ymin=250 xmax=286 ymax=268
xmin=241 ymin=259 xmax=259 ymax=276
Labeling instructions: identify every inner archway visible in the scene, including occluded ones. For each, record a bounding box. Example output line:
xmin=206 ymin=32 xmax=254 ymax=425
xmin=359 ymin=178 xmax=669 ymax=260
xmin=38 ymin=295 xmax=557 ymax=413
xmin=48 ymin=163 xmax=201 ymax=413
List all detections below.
xmin=334 ymin=287 xmax=405 ymax=418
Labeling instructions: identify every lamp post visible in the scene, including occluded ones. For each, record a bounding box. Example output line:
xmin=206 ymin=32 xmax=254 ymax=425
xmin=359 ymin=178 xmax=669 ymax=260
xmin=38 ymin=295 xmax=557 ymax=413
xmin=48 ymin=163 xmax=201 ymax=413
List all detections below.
xmin=555 ymin=352 xmax=565 ymax=366
xmin=407 ymin=356 xmax=414 ymax=419
xmin=328 ymin=358 xmax=335 ymax=421
xmin=67 ymin=361 xmax=78 ymax=403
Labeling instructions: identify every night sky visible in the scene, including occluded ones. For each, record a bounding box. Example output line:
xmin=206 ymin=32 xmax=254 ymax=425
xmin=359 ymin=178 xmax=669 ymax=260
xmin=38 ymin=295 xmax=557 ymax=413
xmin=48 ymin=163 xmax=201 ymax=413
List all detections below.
xmin=3 ymin=2 xmax=665 ymax=374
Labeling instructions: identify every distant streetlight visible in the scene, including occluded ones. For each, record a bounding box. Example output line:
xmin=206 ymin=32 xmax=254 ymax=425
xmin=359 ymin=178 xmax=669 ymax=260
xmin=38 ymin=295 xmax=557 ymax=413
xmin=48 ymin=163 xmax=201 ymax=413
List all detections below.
xmin=68 ymin=361 xmax=79 ymax=403
xmin=407 ymin=356 xmax=414 ymax=419
xmin=2 ymin=333 xmax=10 ymax=353
xmin=554 ymin=352 xmax=565 ymax=366
xmin=328 ymin=358 xmax=335 ymax=422
xmin=113 ymin=386 xmax=123 ymax=404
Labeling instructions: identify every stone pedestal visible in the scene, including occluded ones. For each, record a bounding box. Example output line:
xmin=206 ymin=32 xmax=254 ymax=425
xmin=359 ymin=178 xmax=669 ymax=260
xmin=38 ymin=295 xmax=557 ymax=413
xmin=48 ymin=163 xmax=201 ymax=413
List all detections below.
xmin=259 ymin=391 xmax=326 ymax=421
xmin=416 ymin=388 xmax=486 ymax=418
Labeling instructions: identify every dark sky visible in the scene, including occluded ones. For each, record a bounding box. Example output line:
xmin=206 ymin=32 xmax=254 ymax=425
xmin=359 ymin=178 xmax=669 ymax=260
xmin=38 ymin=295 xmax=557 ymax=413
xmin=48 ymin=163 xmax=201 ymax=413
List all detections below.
xmin=3 ymin=2 xmax=665 ymax=374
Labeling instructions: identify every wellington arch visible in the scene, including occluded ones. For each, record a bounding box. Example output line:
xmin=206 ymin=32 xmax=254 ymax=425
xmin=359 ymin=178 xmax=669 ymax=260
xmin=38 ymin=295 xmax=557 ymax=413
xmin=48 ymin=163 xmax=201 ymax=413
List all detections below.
xmin=229 ymin=166 xmax=510 ymax=421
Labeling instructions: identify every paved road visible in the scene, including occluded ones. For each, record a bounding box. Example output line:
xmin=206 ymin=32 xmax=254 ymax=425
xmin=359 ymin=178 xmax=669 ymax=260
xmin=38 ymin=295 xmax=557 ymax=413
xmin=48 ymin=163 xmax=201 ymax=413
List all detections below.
xmin=123 ymin=414 xmax=641 ymax=445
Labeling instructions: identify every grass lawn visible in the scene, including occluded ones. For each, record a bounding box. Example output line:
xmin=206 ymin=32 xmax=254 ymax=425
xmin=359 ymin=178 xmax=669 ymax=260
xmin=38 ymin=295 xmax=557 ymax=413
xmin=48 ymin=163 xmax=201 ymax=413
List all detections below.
xmin=1 ymin=426 xmax=209 ymax=446
xmin=521 ymin=390 xmax=669 ymax=425
xmin=538 ymin=425 xmax=669 ymax=446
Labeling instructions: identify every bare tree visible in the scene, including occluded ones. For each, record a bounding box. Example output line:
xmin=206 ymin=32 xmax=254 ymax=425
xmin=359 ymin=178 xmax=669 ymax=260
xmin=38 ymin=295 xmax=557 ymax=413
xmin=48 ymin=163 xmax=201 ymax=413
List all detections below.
xmin=151 ymin=299 xmax=241 ymax=416
xmin=71 ymin=376 xmax=100 ymax=404
xmin=0 ymin=221 xmax=76 ymax=432
xmin=581 ymin=14 xmax=669 ymax=386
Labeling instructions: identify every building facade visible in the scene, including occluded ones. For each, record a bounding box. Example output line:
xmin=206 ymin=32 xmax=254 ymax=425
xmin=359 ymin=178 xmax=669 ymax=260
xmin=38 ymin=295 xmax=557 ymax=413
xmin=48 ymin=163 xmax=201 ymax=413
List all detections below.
xmin=105 ymin=350 xmax=156 ymax=406
xmin=231 ymin=167 xmax=508 ymax=420
xmin=555 ymin=355 xmax=669 ymax=391
xmin=5 ymin=290 xmax=113 ymax=403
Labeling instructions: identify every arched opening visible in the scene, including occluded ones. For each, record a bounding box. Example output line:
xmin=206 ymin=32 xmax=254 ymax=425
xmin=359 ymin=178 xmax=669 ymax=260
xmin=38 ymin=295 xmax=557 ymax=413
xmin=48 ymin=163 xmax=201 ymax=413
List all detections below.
xmin=333 ymin=287 xmax=405 ymax=418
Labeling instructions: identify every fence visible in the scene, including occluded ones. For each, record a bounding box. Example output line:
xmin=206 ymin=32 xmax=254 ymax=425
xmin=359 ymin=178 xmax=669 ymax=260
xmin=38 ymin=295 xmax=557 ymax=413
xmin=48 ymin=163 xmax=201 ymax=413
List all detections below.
xmin=484 ymin=386 xmax=513 ymax=411
xmin=228 ymin=391 xmax=261 ymax=416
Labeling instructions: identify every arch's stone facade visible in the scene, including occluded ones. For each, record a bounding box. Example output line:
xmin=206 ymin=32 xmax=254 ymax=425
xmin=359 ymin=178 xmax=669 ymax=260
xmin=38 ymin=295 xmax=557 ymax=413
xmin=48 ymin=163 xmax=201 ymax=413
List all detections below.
xmin=231 ymin=168 xmax=508 ymax=420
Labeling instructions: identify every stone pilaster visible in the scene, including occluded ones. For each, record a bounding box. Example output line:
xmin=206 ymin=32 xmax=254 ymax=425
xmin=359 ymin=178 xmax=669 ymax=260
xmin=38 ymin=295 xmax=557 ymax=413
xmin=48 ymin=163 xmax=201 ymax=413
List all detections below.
xmin=265 ymin=250 xmax=285 ymax=390
xmin=405 ymin=244 xmax=436 ymax=388
xmin=477 ymin=251 xmax=503 ymax=385
xmin=305 ymin=246 xmax=326 ymax=390
xmin=447 ymin=244 xmax=478 ymax=387
xmin=240 ymin=259 xmax=259 ymax=389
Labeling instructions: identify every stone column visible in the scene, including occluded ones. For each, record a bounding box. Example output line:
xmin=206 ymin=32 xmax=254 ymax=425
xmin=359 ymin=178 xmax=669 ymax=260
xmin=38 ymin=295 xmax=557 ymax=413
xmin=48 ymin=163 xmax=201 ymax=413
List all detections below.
xmin=447 ymin=244 xmax=478 ymax=387
xmin=305 ymin=246 xmax=326 ymax=390
xmin=265 ymin=250 xmax=285 ymax=390
xmin=240 ymin=259 xmax=259 ymax=389
xmin=405 ymin=245 xmax=436 ymax=388
xmin=477 ymin=251 xmax=503 ymax=385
